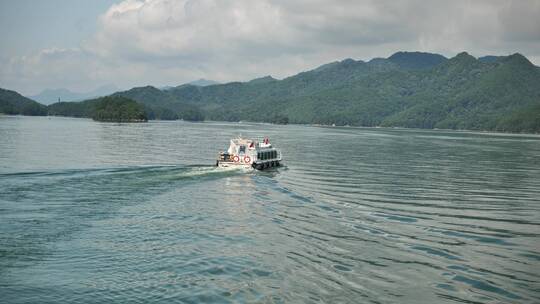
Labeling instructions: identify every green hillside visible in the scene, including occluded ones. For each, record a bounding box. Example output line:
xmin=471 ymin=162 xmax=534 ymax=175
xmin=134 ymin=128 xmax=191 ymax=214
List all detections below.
xmin=112 ymin=86 xmax=204 ymax=121
xmin=0 ymin=88 xmax=47 ymax=116
xmin=379 ymin=53 xmax=540 ymax=130
xmin=162 ymin=51 xmax=539 ymax=132
xmin=49 ymin=96 xmax=147 ymax=122
xmin=4 ymin=51 xmax=539 ymax=132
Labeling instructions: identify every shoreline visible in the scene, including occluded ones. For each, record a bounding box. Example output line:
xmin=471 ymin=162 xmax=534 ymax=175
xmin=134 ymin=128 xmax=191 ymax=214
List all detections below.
xmin=1 ymin=114 xmax=539 ymax=136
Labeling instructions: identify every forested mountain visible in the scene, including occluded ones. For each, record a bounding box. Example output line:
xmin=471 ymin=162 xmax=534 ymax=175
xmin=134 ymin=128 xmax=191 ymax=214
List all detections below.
xmin=3 ymin=51 xmax=539 ymax=132
xmin=378 ymin=53 xmax=540 ymax=131
xmin=0 ymin=88 xmax=47 ymax=115
xmin=153 ymin=51 xmax=539 ymax=132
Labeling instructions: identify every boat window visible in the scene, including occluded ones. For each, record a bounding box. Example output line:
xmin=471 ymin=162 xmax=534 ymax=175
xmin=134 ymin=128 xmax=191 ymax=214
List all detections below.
xmin=239 ymin=146 xmax=246 ymax=154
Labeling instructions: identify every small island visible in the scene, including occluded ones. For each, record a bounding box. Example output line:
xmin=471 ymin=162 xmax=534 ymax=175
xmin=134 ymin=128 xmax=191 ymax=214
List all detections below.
xmin=91 ymin=96 xmax=147 ymax=122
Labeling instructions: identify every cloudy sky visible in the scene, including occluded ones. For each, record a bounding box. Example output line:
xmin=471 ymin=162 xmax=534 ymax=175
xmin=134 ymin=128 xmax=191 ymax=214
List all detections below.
xmin=1 ymin=0 xmax=539 ymax=95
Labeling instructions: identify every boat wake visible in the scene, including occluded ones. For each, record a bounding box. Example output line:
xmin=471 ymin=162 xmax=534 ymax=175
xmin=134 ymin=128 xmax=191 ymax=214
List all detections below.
xmin=1 ymin=164 xmax=244 ymax=179
xmin=0 ymin=165 xmax=253 ymax=203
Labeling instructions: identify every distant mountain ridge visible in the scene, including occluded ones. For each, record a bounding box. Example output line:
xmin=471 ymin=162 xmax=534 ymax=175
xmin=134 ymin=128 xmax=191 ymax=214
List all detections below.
xmin=2 ymin=51 xmax=539 ymax=132
xmin=162 ymin=79 xmax=221 ymax=91
xmin=187 ymin=79 xmax=220 ymax=86
xmin=28 ymin=84 xmax=119 ymax=105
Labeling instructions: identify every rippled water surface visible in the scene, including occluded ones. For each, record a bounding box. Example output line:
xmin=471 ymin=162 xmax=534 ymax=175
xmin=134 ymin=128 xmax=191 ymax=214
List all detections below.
xmin=1 ymin=116 xmax=540 ymax=303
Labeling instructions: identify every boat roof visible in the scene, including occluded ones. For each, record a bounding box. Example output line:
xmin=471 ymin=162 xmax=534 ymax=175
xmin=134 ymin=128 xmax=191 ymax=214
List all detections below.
xmin=230 ymin=137 xmax=254 ymax=145
xmin=227 ymin=137 xmax=275 ymax=153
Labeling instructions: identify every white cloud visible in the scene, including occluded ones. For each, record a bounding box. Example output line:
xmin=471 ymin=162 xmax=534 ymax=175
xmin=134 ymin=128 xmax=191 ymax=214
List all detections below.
xmin=1 ymin=0 xmax=539 ymax=95
xmin=499 ymin=1 xmax=540 ymax=42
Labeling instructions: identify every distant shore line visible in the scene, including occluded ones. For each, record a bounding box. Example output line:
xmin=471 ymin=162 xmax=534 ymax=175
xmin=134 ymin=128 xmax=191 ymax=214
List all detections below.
xmin=2 ymin=114 xmax=539 ymax=136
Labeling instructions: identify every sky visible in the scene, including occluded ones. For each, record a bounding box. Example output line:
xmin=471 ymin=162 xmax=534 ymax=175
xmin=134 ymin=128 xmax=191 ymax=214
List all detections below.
xmin=1 ymin=0 xmax=539 ymax=96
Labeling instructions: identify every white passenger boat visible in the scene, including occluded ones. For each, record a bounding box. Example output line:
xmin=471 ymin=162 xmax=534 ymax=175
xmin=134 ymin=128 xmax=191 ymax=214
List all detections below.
xmin=216 ymin=137 xmax=282 ymax=170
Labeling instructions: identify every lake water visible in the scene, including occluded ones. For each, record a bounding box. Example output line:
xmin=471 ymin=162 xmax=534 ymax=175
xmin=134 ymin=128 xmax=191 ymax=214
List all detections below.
xmin=1 ymin=115 xmax=539 ymax=304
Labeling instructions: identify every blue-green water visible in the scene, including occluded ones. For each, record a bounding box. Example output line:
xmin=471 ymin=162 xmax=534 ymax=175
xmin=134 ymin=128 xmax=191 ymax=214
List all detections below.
xmin=1 ymin=116 xmax=539 ymax=303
